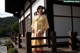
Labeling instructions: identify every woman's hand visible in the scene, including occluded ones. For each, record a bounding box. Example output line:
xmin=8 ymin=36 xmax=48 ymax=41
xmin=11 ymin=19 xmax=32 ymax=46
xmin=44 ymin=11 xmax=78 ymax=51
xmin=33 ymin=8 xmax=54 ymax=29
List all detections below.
xmin=36 ymin=30 xmax=41 ymax=37
xmin=32 ymin=28 xmax=34 ymax=33
xmin=36 ymin=29 xmax=44 ymax=37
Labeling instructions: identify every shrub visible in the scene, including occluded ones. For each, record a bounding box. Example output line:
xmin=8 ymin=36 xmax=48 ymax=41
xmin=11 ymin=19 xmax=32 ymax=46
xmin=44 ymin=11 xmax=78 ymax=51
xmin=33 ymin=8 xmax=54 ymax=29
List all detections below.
xmin=4 ymin=40 xmax=18 ymax=53
xmin=8 ymin=48 xmax=18 ymax=53
xmin=4 ymin=40 xmax=13 ymax=49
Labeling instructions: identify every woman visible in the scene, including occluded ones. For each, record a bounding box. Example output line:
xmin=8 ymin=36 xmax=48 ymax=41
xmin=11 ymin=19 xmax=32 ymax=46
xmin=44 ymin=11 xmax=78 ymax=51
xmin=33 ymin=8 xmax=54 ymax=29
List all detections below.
xmin=31 ymin=5 xmax=49 ymax=52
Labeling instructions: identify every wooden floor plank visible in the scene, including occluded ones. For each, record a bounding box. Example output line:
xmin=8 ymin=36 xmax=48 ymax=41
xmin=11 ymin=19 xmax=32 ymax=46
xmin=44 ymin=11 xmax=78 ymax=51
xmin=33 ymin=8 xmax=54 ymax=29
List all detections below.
xmin=12 ymin=41 xmax=80 ymax=53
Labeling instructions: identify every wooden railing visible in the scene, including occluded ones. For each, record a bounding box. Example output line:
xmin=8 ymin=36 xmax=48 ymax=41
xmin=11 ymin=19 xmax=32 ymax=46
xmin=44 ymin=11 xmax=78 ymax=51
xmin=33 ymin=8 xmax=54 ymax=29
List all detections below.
xmin=11 ymin=31 xmax=80 ymax=53
xmin=25 ymin=31 xmax=56 ymax=53
xmin=11 ymin=34 xmax=18 ymax=45
xmin=56 ymin=36 xmax=70 ymax=48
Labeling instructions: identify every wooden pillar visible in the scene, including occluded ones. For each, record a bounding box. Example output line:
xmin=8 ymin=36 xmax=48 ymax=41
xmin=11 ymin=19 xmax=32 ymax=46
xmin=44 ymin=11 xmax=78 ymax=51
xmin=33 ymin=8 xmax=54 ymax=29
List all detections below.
xmin=22 ymin=20 xmax=25 ymax=37
xmin=68 ymin=31 xmax=78 ymax=50
xmin=25 ymin=32 xmax=32 ymax=53
xmin=46 ymin=0 xmax=54 ymax=47
xmin=18 ymin=33 xmax=22 ymax=48
xmin=29 ymin=0 xmax=32 ymax=23
xmin=25 ymin=0 xmax=32 ymax=53
xmin=51 ymin=31 xmax=57 ymax=52
xmin=14 ymin=35 xmax=17 ymax=45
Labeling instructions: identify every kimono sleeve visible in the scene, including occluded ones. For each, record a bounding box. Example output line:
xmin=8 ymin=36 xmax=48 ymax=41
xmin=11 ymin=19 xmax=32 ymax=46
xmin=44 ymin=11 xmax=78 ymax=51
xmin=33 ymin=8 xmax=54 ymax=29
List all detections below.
xmin=43 ymin=15 xmax=49 ymax=31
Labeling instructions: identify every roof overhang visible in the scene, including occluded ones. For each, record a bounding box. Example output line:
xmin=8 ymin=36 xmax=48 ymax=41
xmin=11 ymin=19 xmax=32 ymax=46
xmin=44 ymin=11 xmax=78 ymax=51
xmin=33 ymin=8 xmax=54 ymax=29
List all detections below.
xmin=5 ymin=0 xmax=27 ymax=17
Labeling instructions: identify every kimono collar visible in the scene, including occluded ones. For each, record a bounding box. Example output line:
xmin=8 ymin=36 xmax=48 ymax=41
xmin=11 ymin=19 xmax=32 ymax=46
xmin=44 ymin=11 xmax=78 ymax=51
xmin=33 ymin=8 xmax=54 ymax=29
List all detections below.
xmin=35 ymin=15 xmax=43 ymax=21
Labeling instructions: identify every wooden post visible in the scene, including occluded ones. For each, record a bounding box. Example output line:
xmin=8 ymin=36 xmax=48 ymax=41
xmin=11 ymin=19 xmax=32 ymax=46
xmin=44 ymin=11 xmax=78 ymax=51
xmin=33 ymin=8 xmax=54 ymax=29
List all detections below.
xmin=26 ymin=32 xmax=32 ymax=53
xmin=51 ymin=31 xmax=57 ymax=52
xmin=18 ymin=33 xmax=22 ymax=48
xmin=14 ymin=35 xmax=17 ymax=45
xmin=46 ymin=0 xmax=55 ymax=48
xmin=47 ymin=29 xmax=51 ymax=48
xmin=14 ymin=35 xmax=16 ymax=44
xmin=68 ymin=31 xmax=78 ymax=50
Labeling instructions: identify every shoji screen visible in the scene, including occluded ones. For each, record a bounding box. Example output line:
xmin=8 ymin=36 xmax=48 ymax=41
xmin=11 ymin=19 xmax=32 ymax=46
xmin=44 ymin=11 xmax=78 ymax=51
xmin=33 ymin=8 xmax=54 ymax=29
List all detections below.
xmin=73 ymin=6 xmax=80 ymax=37
xmin=53 ymin=4 xmax=72 ymax=42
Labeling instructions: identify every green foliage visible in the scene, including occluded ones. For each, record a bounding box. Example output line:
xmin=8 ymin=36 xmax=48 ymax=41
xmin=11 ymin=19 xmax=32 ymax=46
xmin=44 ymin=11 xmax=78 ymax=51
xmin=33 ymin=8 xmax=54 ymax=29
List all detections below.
xmin=4 ymin=40 xmax=14 ymax=49
xmin=0 ymin=16 xmax=19 ymax=37
xmin=0 ymin=16 xmax=18 ymax=25
xmin=0 ymin=27 xmax=7 ymax=37
xmin=11 ymin=21 xmax=19 ymax=33
xmin=8 ymin=48 xmax=18 ymax=53
xmin=4 ymin=40 xmax=18 ymax=53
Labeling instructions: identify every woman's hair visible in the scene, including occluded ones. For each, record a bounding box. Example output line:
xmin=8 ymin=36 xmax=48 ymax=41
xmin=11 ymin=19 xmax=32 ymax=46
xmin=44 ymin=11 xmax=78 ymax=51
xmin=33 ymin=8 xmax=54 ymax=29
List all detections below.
xmin=37 ymin=5 xmax=46 ymax=14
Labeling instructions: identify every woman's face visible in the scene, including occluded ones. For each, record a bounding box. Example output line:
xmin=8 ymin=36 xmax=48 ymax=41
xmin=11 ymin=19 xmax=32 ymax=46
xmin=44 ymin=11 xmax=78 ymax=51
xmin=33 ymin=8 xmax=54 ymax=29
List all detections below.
xmin=38 ymin=8 xmax=43 ymax=14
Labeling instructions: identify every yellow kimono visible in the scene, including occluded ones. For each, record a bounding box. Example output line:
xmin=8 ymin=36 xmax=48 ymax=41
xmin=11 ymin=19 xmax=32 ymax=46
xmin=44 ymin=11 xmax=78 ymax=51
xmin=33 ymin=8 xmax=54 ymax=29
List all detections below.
xmin=31 ymin=14 xmax=49 ymax=50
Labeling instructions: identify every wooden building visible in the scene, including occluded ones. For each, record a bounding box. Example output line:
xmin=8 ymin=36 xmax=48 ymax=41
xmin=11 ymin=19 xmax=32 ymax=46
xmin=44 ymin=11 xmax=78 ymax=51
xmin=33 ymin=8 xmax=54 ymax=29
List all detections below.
xmin=5 ymin=0 xmax=80 ymax=53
